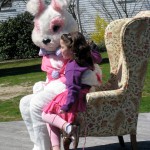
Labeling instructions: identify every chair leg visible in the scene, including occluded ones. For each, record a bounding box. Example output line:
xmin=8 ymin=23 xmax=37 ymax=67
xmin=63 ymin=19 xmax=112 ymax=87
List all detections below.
xmin=72 ymin=125 xmax=80 ymax=149
xmin=118 ymin=136 xmax=125 ymax=147
xmin=130 ymin=134 xmax=138 ymax=150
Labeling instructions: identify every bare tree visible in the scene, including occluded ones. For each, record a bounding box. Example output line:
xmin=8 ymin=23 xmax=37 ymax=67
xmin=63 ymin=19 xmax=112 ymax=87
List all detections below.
xmin=90 ymin=0 xmax=148 ymax=21
xmin=0 ymin=0 xmax=11 ymax=11
xmin=67 ymin=0 xmax=83 ymax=33
xmin=0 ymin=0 xmax=27 ymax=11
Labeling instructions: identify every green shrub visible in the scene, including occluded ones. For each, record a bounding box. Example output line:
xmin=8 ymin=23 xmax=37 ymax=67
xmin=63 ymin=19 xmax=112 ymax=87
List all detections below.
xmin=0 ymin=12 xmax=39 ymax=60
xmin=90 ymin=15 xmax=108 ymax=52
xmin=91 ymin=15 xmax=108 ymax=43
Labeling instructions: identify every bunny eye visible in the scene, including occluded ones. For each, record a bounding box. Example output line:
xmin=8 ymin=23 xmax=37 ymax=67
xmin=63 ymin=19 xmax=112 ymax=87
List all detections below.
xmin=53 ymin=25 xmax=61 ymax=32
xmin=50 ymin=17 xmax=64 ymax=33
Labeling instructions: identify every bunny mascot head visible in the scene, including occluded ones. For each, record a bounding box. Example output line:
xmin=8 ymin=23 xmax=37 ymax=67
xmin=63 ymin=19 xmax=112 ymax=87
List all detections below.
xmin=19 ymin=1 xmax=102 ymax=150
xmin=27 ymin=0 xmax=78 ymax=52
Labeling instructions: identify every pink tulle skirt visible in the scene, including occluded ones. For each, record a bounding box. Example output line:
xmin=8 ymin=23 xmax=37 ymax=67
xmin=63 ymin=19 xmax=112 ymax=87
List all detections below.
xmin=43 ymin=88 xmax=89 ymax=123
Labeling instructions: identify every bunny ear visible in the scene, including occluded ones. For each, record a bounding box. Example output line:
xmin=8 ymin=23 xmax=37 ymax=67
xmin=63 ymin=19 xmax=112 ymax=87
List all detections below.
xmin=27 ymin=0 xmax=46 ymax=16
xmin=51 ymin=0 xmax=70 ymax=11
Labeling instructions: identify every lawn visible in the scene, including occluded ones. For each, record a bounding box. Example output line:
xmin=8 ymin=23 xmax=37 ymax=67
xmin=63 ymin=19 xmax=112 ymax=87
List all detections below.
xmin=0 ymin=52 xmax=150 ymax=122
xmin=0 ymin=58 xmax=45 ymax=86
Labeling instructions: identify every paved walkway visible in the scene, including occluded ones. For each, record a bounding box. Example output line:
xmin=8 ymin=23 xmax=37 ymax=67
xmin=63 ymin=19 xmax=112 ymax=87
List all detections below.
xmin=0 ymin=113 xmax=150 ymax=150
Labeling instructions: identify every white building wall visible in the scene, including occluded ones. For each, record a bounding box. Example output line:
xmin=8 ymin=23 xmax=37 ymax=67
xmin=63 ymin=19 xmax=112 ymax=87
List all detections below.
xmin=0 ymin=0 xmax=26 ymax=22
xmin=78 ymin=0 xmax=150 ymax=36
xmin=14 ymin=0 xmax=26 ymax=13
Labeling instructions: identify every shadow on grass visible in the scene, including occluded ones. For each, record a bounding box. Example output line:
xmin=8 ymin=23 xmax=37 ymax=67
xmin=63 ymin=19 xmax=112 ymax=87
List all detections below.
xmin=76 ymin=141 xmax=150 ymax=150
xmin=101 ymin=58 xmax=109 ymax=64
xmin=0 ymin=64 xmax=41 ymax=77
xmin=0 ymin=59 xmax=109 ymax=77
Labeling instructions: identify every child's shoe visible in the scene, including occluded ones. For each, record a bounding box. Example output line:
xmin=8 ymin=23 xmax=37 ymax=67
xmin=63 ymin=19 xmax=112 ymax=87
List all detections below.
xmin=71 ymin=125 xmax=80 ymax=150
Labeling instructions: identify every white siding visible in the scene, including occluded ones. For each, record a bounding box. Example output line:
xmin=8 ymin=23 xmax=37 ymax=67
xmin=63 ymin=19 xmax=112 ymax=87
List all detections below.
xmin=13 ymin=0 xmax=26 ymax=13
xmin=0 ymin=11 xmax=18 ymax=21
xmin=0 ymin=0 xmax=26 ymax=22
xmin=78 ymin=0 xmax=150 ymax=36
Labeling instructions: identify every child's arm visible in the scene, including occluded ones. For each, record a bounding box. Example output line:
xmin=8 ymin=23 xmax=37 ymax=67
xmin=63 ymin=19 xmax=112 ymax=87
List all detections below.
xmin=60 ymin=62 xmax=87 ymax=112
xmin=91 ymin=49 xmax=102 ymax=64
xmin=61 ymin=69 xmax=81 ymax=112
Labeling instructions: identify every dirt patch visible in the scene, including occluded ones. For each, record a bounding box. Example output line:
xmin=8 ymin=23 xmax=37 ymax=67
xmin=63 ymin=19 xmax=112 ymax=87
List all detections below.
xmin=0 ymin=84 xmax=32 ymax=101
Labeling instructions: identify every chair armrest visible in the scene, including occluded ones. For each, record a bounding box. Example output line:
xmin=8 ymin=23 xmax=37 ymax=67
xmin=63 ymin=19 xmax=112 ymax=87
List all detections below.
xmin=97 ymin=81 xmax=112 ymax=91
xmin=86 ymin=88 xmax=124 ymax=105
xmin=96 ymin=73 xmax=119 ymax=91
xmin=79 ymin=88 xmax=132 ymax=137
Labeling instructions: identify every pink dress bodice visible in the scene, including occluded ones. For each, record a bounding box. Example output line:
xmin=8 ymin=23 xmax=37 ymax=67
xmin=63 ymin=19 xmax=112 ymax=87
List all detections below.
xmin=41 ymin=55 xmax=68 ymax=83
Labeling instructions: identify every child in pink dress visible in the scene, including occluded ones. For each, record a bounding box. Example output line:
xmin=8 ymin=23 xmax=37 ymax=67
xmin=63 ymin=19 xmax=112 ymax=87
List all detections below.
xmin=42 ymin=31 xmax=98 ymax=150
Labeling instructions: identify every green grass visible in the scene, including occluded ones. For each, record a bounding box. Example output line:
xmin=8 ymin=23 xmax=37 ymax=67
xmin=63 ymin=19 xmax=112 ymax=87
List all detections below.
xmin=0 ymin=96 xmax=22 ymax=122
xmin=0 ymin=72 xmax=45 ymax=86
xmin=0 ymin=58 xmax=46 ymax=122
xmin=0 ymin=53 xmax=150 ymax=122
xmin=0 ymin=58 xmax=45 ymax=86
xmin=100 ymin=52 xmax=110 ymax=82
xmin=140 ymin=60 xmax=150 ymax=112
xmin=0 ymin=58 xmax=41 ymax=69
xmin=101 ymin=51 xmax=109 ymax=58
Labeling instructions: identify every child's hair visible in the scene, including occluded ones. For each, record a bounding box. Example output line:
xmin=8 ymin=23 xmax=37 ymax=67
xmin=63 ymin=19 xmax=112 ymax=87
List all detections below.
xmin=61 ymin=31 xmax=94 ymax=69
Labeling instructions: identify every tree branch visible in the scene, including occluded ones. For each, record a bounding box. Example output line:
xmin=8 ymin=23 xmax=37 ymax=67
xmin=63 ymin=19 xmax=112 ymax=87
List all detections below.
xmin=0 ymin=0 xmax=10 ymax=11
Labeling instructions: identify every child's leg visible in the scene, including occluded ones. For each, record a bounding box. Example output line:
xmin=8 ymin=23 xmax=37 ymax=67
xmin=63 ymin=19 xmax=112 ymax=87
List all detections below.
xmin=42 ymin=112 xmax=66 ymax=129
xmin=42 ymin=112 xmax=67 ymax=150
xmin=49 ymin=124 xmax=60 ymax=150
xmin=42 ymin=112 xmax=72 ymax=134
xmin=42 ymin=112 xmax=78 ymax=150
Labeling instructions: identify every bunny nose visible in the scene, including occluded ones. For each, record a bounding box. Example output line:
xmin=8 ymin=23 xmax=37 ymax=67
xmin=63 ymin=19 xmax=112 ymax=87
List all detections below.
xmin=43 ymin=39 xmax=51 ymax=45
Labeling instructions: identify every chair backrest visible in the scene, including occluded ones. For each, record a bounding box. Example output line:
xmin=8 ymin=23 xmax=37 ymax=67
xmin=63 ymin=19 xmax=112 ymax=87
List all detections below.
xmin=105 ymin=18 xmax=127 ymax=74
xmin=134 ymin=10 xmax=150 ymax=18
xmin=121 ymin=16 xmax=150 ymax=112
xmin=105 ymin=11 xmax=150 ymax=92
xmin=104 ymin=18 xmax=130 ymax=89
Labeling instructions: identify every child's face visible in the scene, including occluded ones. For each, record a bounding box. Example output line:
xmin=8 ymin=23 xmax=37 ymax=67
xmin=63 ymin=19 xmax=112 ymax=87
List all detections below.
xmin=60 ymin=39 xmax=72 ymax=59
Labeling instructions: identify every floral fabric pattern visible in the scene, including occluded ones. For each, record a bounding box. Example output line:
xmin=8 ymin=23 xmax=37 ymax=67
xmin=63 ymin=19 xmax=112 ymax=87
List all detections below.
xmin=78 ymin=11 xmax=150 ymax=137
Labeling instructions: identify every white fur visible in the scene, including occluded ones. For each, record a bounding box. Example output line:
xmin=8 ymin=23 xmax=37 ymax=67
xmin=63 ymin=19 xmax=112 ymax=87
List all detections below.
xmin=26 ymin=0 xmax=45 ymax=16
xmin=33 ymin=81 xmax=45 ymax=94
xmin=49 ymin=55 xmax=64 ymax=69
xmin=44 ymin=80 xmax=66 ymax=93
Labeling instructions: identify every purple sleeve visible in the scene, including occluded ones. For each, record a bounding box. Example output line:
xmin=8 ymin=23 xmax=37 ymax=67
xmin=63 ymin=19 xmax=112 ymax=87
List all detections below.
xmin=61 ymin=69 xmax=81 ymax=112
xmin=91 ymin=49 xmax=102 ymax=64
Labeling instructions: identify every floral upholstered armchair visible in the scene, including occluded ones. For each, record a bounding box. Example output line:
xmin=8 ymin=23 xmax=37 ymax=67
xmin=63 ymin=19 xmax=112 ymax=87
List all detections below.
xmin=77 ymin=11 xmax=150 ymax=150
